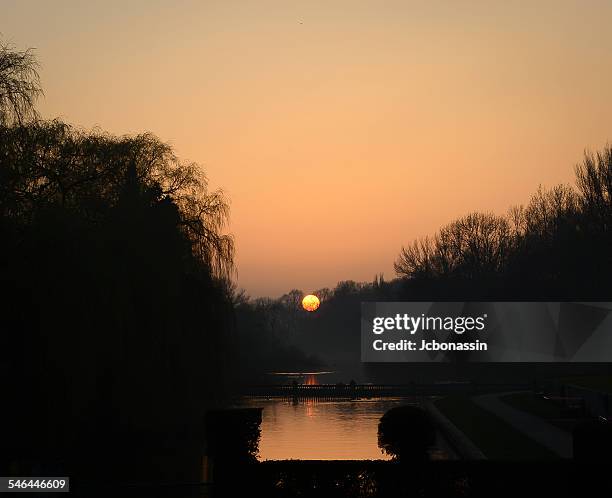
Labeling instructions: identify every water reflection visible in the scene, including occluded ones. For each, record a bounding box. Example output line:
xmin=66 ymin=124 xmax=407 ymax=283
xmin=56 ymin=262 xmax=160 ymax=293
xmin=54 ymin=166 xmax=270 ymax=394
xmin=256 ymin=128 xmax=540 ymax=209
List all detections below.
xmin=244 ymin=398 xmax=421 ymax=461
xmin=267 ymin=371 xmax=334 ymax=385
xmin=304 ymin=374 xmax=318 ymax=385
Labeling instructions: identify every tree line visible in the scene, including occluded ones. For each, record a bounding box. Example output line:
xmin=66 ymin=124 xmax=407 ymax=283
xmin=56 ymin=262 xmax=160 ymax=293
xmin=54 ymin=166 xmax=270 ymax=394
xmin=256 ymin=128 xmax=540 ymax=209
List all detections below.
xmin=231 ymin=148 xmax=612 ymax=383
xmin=394 ymin=154 xmax=612 ymax=300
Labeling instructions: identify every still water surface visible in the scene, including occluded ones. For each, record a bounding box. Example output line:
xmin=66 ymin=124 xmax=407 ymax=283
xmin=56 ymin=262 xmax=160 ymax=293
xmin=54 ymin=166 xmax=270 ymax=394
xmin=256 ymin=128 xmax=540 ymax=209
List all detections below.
xmin=242 ymin=398 xmax=419 ymax=460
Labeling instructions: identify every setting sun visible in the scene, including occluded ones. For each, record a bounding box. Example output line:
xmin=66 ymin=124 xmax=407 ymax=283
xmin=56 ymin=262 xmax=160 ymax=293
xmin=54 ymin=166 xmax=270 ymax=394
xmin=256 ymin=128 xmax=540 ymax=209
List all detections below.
xmin=301 ymin=294 xmax=320 ymax=312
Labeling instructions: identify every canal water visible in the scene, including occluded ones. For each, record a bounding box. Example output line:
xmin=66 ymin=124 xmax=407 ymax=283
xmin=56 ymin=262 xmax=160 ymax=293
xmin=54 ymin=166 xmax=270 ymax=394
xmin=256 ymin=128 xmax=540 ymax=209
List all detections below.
xmin=240 ymin=397 xmax=457 ymax=461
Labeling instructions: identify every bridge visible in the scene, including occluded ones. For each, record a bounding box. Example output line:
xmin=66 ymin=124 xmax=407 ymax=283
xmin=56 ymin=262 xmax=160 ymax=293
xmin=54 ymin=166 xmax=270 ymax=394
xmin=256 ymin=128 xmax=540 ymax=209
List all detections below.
xmin=242 ymin=382 xmax=532 ymax=400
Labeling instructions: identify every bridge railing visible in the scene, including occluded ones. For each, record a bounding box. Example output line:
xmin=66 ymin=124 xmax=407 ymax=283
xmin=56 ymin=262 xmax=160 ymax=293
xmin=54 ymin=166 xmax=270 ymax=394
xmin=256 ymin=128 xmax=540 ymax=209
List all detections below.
xmin=241 ymin=383 xmax=531 ymax=399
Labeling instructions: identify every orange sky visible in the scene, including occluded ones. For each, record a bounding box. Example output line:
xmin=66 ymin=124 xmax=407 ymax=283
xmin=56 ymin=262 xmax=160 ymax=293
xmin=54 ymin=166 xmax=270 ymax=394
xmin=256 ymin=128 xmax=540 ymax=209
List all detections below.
xmin=4 ymin=0 xmax=612 ymax=296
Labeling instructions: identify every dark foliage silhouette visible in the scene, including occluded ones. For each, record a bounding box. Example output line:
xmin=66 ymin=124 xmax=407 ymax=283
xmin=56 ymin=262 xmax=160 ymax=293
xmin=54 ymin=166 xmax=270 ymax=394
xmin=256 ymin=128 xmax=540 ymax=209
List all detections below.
xmin=378 ymin=406 xmax=435 ymax=462
xmin=205 ymin=408 xmax=262 ymax=468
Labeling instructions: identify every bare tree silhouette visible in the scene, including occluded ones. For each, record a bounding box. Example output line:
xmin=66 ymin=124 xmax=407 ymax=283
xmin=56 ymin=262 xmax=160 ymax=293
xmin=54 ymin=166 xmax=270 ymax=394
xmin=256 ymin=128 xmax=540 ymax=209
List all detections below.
xmin=395 ymin=146 xmax=612 ymax=300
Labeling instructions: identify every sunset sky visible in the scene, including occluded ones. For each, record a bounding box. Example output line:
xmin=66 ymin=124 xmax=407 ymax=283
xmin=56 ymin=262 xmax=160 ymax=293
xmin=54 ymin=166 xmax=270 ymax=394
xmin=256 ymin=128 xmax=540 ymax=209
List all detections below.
xmin=4 ymin=0 xmax=612 ymax=297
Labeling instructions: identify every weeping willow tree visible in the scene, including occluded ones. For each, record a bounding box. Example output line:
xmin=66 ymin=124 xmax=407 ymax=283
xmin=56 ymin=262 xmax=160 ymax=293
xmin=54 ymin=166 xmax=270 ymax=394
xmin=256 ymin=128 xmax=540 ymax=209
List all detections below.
xmin=1 ymin=39 xmax=233 ymax=280
xmin=0 ymin=40 xmax=236 ymax=479
xmin=1 ymin=120 xmax=234 ymax=278
xmin=0 ymin=40 xmax=42 ymax=125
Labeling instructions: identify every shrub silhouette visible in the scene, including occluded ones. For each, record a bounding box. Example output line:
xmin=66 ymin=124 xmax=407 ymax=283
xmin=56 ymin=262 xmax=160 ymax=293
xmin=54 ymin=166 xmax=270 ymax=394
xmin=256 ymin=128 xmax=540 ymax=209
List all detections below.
xmin=378 ymin=406 xmax=435 ymax=462
xmin=205 ymin=408 xmax=262 ymax=484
